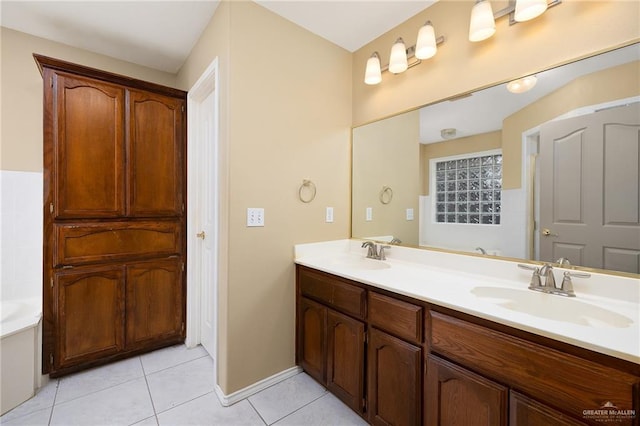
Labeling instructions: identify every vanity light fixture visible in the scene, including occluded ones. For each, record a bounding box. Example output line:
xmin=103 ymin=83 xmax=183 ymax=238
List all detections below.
xmin=468 ymin=0 xmax=561 ymax=42
xmin=506 ymin=75 xmax=537 ymax=93
xmin=364 ymin=21 xmax=445 ymax=85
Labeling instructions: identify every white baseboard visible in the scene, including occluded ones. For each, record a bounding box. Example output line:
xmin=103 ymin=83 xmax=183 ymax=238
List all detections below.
xmin=214 ymin=366 xmax=303 ymax=407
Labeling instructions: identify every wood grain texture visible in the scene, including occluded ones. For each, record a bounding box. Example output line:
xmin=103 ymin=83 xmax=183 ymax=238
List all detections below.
xmin=299 ymin=297 xmax=327 ymax=385
xmin=510 ymin=391 xmax=588 ymax=426
xmin=430 ymin=312 xmax=639 ymax=424
xmin=369 ymin=291 xmax=423 ymax=344
xmin=298 ymin=267 xmax=366 ymax=319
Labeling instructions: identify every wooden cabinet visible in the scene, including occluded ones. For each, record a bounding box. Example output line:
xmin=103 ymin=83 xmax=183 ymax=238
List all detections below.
xmin=37 ymin=55 xmax=187 ymax=376
xmin=297 ymin=268 xmax=366 ymax=416
xmin=510 ymin=391 xmax=587 ymax=426
xmin=56 ymin=266 xmax=125 ymax=369
xmin=327 ymin=309 xmax=365 ymax=414
xmin=425 ymin=355 xmax=507 ymax=426
xmin=295 ymin=265 xmax=640 ymax=426
xmin=368 ymin=328 xmax=422 ymax=426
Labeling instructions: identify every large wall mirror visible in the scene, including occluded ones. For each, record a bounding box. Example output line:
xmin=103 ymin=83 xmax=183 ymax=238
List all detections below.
xmin=352 ymin=42 xmax=640 ymax=275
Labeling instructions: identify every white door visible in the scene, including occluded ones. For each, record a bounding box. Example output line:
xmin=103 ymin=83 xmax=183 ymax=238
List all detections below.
xmin=198 ymin=88 xmax=217 ymax=357
xmin=539 ymin=103 xmax=640 ymax=273
xmin=187 ymin=59 xmax=219 ymax=360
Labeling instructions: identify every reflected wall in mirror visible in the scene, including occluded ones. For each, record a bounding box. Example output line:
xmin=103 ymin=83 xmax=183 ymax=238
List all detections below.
xmin=352 ymin=43 xmax=640 ymax=274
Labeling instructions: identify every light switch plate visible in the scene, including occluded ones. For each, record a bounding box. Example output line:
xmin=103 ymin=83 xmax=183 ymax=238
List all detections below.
xmin=406 ymin=208 xmax=414 ymax=221
xmin=366 ymin=207 xmax=373 ymax=221
xmin=247 ymin=208 xmax=264 ymax=227
xmin=326 ymin=207 xmax=334 ymax=223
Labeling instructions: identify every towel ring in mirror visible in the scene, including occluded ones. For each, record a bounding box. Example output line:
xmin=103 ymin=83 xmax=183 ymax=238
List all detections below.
xmin=379 ymin=186 xmax=393 ymax=204
xmin=299 ymin=179 xmax=316 ymax=203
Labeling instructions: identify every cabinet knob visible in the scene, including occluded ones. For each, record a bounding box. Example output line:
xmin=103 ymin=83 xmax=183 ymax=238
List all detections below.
xmin=196 ymin=231 xmax=206 ymax=240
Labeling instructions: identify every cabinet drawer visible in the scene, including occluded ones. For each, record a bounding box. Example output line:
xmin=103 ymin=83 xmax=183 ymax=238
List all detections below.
xmin=55 ymin=221 xmax=182 ymax=266
xmin=298 ymin=267 xmax=365 ymax=319
xmin=369 ymin=292 xmax=422 ymax=344
xmin=430 ymin=312 xmax=639 ymax=423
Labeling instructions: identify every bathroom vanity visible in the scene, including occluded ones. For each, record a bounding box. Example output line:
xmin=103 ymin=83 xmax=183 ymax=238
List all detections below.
xmin=295 ymin=240 xmax=640 ymax=426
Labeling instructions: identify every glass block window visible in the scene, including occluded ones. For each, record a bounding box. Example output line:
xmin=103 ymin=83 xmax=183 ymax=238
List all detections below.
xmin=434 ymin=153 xmax=502 ymax=225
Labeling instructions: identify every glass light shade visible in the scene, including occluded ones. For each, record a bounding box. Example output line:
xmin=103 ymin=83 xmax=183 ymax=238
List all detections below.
xmin=514 ymin=0 xmax=548 ymax=22
xmin=388 ymin=38 xmax=408 ymax=74
xmin=469 ymin=0 xmax=496 ymax=42
xmin=507 ymin=75 xmax=537 ymax=93
xmin=415 ymin=21 xmax=437 ymax=60
xmin=364 ymin=53 xmax=382 ymax=85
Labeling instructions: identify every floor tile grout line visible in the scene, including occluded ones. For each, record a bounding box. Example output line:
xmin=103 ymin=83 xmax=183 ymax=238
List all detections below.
xmin=246 ymin=398 xmax=269 ymax=426
xmin=142 ymin=352 xmax=209 ymax=377
xmin=47 ymin=379 xmax=60 ymax=426
xmin=51 ymin=372 xmax=145 ymax=407
xmin=139 ymin=356 xmax=160 ymax=425
xmin=259 ymin=388 xmax=330 ymax=426
xmin=152 ymin=389 xmax=217 ymax=417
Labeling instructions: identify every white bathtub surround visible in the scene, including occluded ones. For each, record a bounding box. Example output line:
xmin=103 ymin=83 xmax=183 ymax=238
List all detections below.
xmin=1 ymin=299 xmax=42 ymax=415
xmin=0 ymin=170 xmax=43 ymax=302
xmin=294 ymin=239 xmax=640 ymax=364
xmin=0 ymin=170 xmax=44 ymax=416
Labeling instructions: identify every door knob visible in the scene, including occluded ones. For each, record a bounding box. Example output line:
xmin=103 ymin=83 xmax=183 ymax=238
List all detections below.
xmin=541 ymin=228 xmax=558 ymax=237
xmin=196 ymin=231 xmax=206 ymax=240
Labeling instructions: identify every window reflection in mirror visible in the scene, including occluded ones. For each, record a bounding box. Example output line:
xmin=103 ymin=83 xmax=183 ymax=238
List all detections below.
xmin=352 ymin=43 xmax=640 ymax=275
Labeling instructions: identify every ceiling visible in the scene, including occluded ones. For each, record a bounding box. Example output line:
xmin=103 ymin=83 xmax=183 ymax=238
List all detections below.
xmin=0 ymin=0 xmax=436 ymax=73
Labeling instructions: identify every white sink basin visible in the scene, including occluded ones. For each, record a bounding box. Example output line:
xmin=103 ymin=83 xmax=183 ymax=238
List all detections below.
xmin=328 ymin=256 xmax=391 ymax=271
xmin=471 ymin=286 xmax=633 ymax=328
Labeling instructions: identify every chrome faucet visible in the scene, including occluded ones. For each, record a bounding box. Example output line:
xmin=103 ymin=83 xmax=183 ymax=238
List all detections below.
xmin=361 ymin=241 xmax=378 ymax=259
xmin=518 ymin=263 xmax=589 ymax=297
xmin=475 ymin=247 xmax=487 ymax=255
xmin=361 ymin=241 xmax=389 ymax=260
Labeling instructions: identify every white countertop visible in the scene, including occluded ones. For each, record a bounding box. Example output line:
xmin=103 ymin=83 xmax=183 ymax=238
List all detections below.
xmin=295 ymin=239 xmax=640 ymax=364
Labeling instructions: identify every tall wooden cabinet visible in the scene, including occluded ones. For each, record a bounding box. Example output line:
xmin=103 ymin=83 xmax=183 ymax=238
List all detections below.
xmin=36 ymin=55 xmax=187 ymax=376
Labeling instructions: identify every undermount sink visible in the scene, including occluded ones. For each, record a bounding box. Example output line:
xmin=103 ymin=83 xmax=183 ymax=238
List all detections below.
xmin=328 ymin=256 xmax=391 ymax=270
xmin=471 ymin=286 xmax=633 ymax=328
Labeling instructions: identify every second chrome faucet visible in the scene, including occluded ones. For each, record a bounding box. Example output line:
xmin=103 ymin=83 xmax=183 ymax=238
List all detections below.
xmin=518 ymin=263 xmax=590 ymax=297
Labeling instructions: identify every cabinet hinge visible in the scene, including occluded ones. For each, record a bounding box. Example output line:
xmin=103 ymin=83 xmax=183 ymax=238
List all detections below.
xmin=50 ymin=277 xmax=54 ymax=288
xmin=50 ymin=76 xmax=53 ymax=88
xmin=49 ymin=202 xmax=54 ymax=214
xmin=181 ymin=322 xmax=185 ymax=333
xmin=181 ymin=262 xmax=185 ymax=272
xmin=182 ymin=203 xmax=185 ymax=213
xmin=49 ymin=353 xmax=54 ymax=365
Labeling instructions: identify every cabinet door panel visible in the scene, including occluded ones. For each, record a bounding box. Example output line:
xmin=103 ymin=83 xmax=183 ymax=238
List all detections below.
xmin=327 ymin=309 xmax=365 ymax=414
xmin=128 ymin=90 xmax=184 ymax=217
xmin=298 ymin=297 xmax=327 ymax=384
xmin=56 ymin=266 xmax=125 ymax=368
xmin=426 ymin=355 xmax=507 ymax=426
xmin=510 ymin=391 xmax=587 ymax=426
xmin=368 ymin=328 xmax=422 ymax=426
xmin=126 ymin=259 xmax=183 ymax=347
xmin=55 ymin=73 xmax=125 ymax=218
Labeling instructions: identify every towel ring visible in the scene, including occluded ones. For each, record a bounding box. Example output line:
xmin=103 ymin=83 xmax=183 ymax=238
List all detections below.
xmin=299 ymin=179 xmax=316 ymax=203
xmin=379 ymin=186 xmax=393 ymax=204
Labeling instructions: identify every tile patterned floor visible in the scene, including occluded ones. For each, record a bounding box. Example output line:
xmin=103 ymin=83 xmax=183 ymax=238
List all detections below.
xmin=0 ymin=344 xmax=368 ymax=426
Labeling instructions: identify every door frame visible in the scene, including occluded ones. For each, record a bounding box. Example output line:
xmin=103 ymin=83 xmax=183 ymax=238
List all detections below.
xmin=186 ymin=57 xmax=220 ymax=359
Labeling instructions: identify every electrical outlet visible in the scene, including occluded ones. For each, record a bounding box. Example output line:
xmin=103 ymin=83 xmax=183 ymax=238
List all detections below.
xmin=326 ymin=207 xmax=334 ymax=223
xmin=247 ymin=208 xmax=265 ymax=227
xmin=366 ymin=207 xmax=373 ymax=221
xmin=406 ymin=208 xmax=414 ymax=221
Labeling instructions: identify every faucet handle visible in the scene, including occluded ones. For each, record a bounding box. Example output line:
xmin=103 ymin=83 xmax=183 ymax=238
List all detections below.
xmin=558 ymin=271 xmax=590 ymax=297
xmin=518 ymin=264 xmax=542 ymax=289
xmin=378 ymin=245 xmax=391 ymax=260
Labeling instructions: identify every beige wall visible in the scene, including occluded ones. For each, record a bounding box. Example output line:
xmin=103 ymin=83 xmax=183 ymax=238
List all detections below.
xmin=420 ymin=130 xmax=502 ymax=195
xmin=352 ymin=110 xmax=420 ymax=245
xmin=0 ymin=27 xmax=177 ymax=172
xmin=352 ymin=0 xmax=640 ymax=188
xmin=177 ymin=1 xmax=352 ymax=394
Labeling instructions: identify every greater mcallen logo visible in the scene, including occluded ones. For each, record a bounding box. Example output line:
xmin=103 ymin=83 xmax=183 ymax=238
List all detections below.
xmin=583 ymin=402 xmax=636 ymax=423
